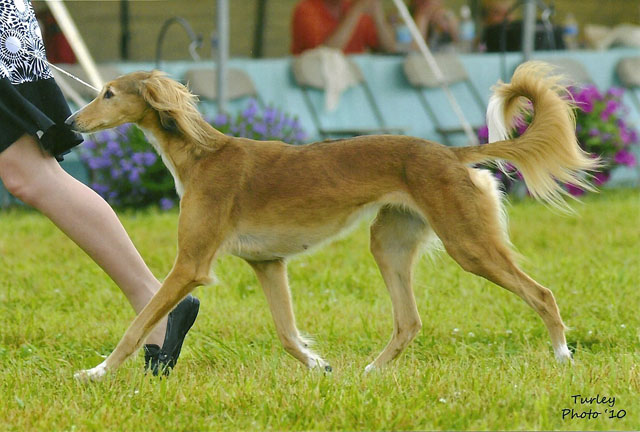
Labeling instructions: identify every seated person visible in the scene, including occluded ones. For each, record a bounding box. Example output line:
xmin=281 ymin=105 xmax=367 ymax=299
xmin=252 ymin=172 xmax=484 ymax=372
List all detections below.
xmin=291 ymin=0 xmax=397 ymax=55
xmin=411 ymin=0 xmax=459 ymax=52
xmin=480 ymin=0 xmax=564 ymax=52
xmin=482 ymin=0 xmax=514 ymax=27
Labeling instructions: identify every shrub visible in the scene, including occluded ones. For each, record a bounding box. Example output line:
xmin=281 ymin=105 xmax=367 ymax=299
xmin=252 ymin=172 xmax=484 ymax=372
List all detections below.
xmin=477 ymin=85 xmax=639 ymax=196
xmin=80 ymin=99 xmax=307 ymax=209
xmin=209 ymin=99 xmax=308 ymax=144
xmin=80 ymin=125 xmax=176 ymax=209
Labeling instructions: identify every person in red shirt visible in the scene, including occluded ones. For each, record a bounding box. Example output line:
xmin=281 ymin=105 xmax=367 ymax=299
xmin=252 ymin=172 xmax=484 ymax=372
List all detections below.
xmin=291 ymin=0 xmax=397 ymax=55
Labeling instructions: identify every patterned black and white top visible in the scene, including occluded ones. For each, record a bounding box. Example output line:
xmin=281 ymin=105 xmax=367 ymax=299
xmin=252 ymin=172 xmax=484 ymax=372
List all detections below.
xmin=0 ymin=0 xmax=52 ymax=84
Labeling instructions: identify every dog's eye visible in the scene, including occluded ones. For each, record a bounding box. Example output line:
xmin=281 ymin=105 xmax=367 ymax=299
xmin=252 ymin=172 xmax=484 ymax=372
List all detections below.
xmin=104 ymin=89 xmax=114 ymax=99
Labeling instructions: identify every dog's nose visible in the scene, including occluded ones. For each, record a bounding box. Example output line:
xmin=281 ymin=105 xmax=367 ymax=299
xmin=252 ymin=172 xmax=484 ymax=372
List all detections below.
xmin=65 ymin=113 xmax=77 ymax=130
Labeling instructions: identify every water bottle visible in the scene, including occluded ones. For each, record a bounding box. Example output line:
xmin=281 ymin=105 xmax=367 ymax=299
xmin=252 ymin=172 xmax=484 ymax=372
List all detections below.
xmin=395 ymin=23 xmax=413 ymax=53
xmin=458 ymin=5 xmax=475 ymax=52
xmin=563 ymin=13 xmax=579 ymax=50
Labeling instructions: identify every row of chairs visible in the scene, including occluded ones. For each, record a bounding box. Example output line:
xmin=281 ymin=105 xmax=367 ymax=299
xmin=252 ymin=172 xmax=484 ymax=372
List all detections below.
xmin=183 ymin=52 xmax=489 ymax=145
xmin=51 ymin=54 xmax=640 ymax=145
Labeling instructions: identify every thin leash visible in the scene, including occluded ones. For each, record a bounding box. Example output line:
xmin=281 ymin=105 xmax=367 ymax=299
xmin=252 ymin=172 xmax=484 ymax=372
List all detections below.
xmin=42 ymin=57 xmax=101 ymax=93
xmin=47 ymin=60 xmax=100 ymax=93
xmin=26 ymin=48 xmax=101 ymax=93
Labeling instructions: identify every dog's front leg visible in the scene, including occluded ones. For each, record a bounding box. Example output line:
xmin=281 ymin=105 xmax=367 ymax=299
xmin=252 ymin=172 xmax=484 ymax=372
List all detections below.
xmin=75 ymin=195 xmax=227 ymax=381
xmin=248 ymin=259 xmax=331 ymax=372
xmin=74 ymin=261 xmax=208 ymax=381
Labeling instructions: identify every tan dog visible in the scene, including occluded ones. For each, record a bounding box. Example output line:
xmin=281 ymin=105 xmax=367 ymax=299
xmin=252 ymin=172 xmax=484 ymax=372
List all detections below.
xmin=67 ymin=61 xmax=598 ymax=381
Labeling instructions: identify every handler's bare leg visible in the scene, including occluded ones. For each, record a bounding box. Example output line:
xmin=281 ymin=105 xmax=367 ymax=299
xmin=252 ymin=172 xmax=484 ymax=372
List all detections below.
xmin=0 ymin=134 xmax=166 ymax=345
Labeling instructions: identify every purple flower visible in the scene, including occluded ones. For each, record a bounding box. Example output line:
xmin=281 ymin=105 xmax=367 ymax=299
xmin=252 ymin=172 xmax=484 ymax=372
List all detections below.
xmin=97 ymin=130 xmax=118 ymax=142
xmin=516 ymin=122 xmax=529 ymax=136
xmin=213 ymin=113 xmax=228 ymax=127
xmin=573 ymin=85 xmax=602 ymax=113
xmin=105 ymin=140 xmax=124 ymax=157
xmin=264 ymin=106 xmax=278 ymax=124
xmin=588 ymin=128 xmax=600 ymax=138
xmin=606 ymin=87 xmax=624 ymax=99
xmin=83 ymin=140 xmax=97 ymax=150
xmin=253 ymin=122 xmax=268 ymax=136
xmin=116 ymin=124 xmax=131 ymax=134
xmin=619 ymin=128 xmax=632 ymax=145
xmin=566 ymin=183 xmax=585 ymax=196
xmin=576 ymin=98 xmax=594 ymax=114
xmin=87 ymin=158 xmax=101 ymax=170
xmin=91 ymin=182 xmax=109 ymax=196
xmin=270 ymin=122 xmax=283 ymax=138
xmin=143 ymin=152 xmax=157 ymax=166
xmin=130 ymin=151 xmax=156 ymax=167
xmin=600 ymin=99 xmax=620 ymax=121
xmin=131 ymin=152 xmax=145 ymax=165
xmin=593 ymin=172 xmax=610 ymax=186
xmin=110 ymin=168 xmax=122 ymax=179
xmin=614 ymin=149 xmax=637 ymax=167
xmin=478 ymin=125 xmax=489 ymax=142
xmin=294 ymin=130 xmax=307 ymax=143
xmin=120 ymin=159 xmax=133 ymax=172
xmin=159 ymin=198 xmax=175 ymax=210
xmin=242 ymin=99 xmax=259 ymax=119
xmin=281 ymin=116 xmax=293 ymax=130
xmin=87 ymin=156 xmax=110 ymax=170
xmin=128 ymin=168 xmax=141 ymax=182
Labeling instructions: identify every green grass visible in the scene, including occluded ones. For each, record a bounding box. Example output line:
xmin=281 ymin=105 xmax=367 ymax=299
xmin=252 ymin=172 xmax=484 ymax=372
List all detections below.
xmin=0 ymin=190 xmax=638 ymax=431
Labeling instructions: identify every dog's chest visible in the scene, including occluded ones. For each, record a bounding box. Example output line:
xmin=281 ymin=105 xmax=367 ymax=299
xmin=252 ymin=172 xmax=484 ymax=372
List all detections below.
xmin=141 ymin=128 xmax=185 ymax=198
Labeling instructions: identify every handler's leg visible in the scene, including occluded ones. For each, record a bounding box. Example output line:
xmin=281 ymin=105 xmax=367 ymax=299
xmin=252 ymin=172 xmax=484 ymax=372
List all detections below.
xmin=0 ymin=134 xmax=167 ymax=346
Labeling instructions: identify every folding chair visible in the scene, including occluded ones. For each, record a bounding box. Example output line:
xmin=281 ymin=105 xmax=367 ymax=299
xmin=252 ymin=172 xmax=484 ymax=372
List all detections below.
xmin=537 ymin=57 xmax=593 ymax=87
xmin=184 ymin=67 xmax=261 ymax=105
xmin=404 ymin=52 xmax=485 ymax=146
xmin=616 ymin=57 xmax=640 ymax=113
xmin=292 ymin=49 xmax=404 ymax=139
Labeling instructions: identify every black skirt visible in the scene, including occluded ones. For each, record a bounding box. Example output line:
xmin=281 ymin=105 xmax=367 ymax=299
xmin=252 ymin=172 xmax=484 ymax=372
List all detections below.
xmin=0 ymin=77 xmax=83 ymax=161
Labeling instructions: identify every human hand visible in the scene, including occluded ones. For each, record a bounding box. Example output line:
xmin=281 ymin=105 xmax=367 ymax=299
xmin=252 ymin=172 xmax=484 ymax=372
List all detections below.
xmin=354 ymin=0 xmax=377 ymax=14
xmin=414 ymin=0 xmax=445 ymax=20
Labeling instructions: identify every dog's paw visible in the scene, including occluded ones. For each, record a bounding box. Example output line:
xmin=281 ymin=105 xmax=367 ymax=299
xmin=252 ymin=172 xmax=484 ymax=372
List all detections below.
xmin=363 ymin=363 xmax=377 ymax=374
xmin=309 ymin=357 xmax=332 ymax=374
xmin=74 ymin=361 xmax=109 ymax=382
xmin=554 ymin=345 xmax=573 ymax=364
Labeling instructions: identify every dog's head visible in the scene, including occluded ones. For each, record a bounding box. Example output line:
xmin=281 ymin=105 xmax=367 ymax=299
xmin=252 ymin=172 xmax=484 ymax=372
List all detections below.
xmin=66 ymin=70 xmax=200 ymax=136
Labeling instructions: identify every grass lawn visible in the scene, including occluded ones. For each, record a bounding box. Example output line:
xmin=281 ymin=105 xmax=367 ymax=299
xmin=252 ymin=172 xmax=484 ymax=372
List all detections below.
xmin=0 ymin=189 xmax=638 ymax=431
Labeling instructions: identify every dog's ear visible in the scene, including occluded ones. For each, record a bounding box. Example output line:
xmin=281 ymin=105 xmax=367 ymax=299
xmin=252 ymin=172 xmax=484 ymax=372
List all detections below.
xmin=140 ymin=72 xmax=182 ymax=134
xmin=139 ymin=71 xmax=211 ymax=144
xmin=157 ymin=111 xmax=179 ymax=133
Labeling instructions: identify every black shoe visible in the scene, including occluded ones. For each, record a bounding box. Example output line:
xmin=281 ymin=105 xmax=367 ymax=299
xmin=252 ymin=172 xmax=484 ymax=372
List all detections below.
xmin=144 ymin=294 xmax=200 ymax=376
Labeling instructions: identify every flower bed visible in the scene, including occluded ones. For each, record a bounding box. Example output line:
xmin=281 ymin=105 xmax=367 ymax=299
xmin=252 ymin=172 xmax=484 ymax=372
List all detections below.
xmin=478 ymin=85 xmax=639 ymax=196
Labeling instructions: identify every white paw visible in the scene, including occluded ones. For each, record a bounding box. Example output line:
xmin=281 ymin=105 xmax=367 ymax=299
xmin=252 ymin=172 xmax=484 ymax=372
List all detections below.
xmin=554 ymin=345 xmax=573 ymax=364
xmin=74 ymin=361 xmax=108 ymax=382
xmin=364 ymin=363 xmax=376 ymax=374
xmin=309 ymin=357 xmax=332 ymax=373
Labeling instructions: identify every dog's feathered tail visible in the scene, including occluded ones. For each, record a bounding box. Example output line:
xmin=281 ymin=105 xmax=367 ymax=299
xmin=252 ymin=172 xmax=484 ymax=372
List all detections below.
xmin=453 ymin=61 xmax=600 ymax=209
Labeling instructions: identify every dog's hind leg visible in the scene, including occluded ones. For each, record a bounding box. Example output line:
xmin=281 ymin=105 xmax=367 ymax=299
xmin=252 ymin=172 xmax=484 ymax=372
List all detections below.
xmin=248 ymin=259 xmax=331 ymax=371
xmin=412 ymin=168 xmax=571 ymax=362
xmin=365 ymin=206 xmax=431 ymax=372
